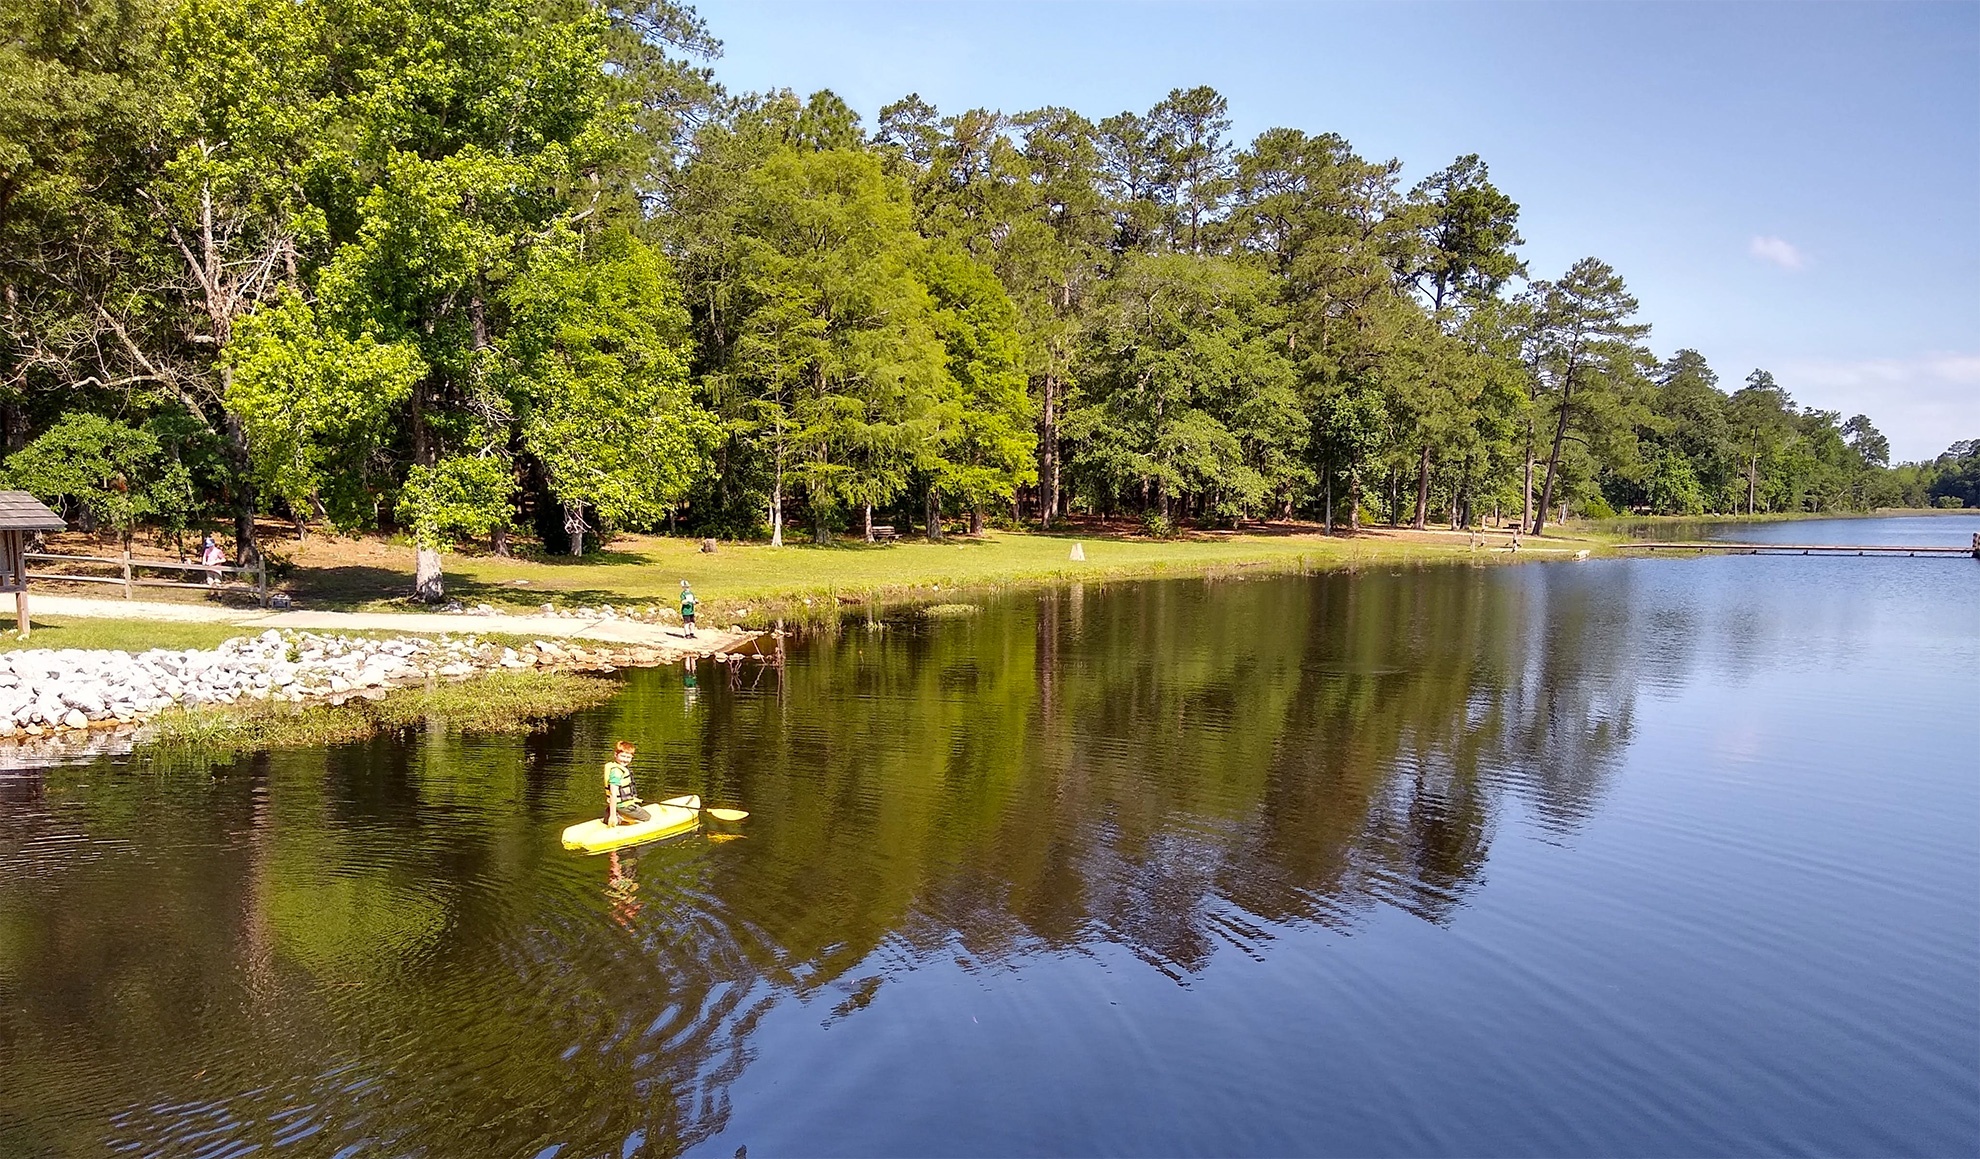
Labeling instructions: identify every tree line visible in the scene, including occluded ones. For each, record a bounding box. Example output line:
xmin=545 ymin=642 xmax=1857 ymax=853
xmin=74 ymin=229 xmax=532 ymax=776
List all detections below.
xmin=3 ymin=0 xmax=1972 ymax=596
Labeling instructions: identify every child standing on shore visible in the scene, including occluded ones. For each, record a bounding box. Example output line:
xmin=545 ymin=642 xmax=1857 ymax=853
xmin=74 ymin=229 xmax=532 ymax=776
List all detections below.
xmin=680 ymin=580 xmax=698 ymax=637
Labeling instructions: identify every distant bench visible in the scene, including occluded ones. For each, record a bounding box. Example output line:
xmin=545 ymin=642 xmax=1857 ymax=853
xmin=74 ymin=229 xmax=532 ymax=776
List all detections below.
xmin=870 ymin=524 xmax=898 ymax=544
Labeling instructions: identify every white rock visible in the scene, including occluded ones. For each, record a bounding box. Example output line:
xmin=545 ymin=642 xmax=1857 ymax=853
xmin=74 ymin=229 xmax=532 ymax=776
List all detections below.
xmin=62 ymin=709 xmax=87 ymax=730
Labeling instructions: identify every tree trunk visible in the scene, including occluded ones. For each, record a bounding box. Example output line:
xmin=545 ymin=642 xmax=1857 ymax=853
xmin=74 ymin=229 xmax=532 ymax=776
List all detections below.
xmin=812 ymin=499 xmax=831 ymax=545
xmin=1039 ymin=372 xmax=1059 ymax=527
xmin=770 ymin=458 xmax=784 ymax=547
xmin=219 ymin=398 xmax=261 ymax=566
xmin=1534 ymin=379 xmax=1575 ymax=536
xmin=492 ymin=526 xmax=510 ymax=557
xmin=1 ymin=399 xmax=28 ymax=454
xmin=1323 ymin=458 xmax=1334 ymax=535
xmin=970 ymin=505 xmax=985 ymax=536
xmin=863 ymin=502 xmax=874 ymax=543
xmin=1521 ymin=419 xmax=1535 ymax=534
xmin=1747 ymin=455 xmax=1757 ymax=515
xmin=413 ymin=544 xmax=444 ymax=602
xmin=565 ymin=502 xmax=585 ymax=557
xmin=1348 ymin=467 xmax=1362 ymax=534
xmin=925 ymin=488 xmax=943 ymax=542
xmin=1414 ymin=443 xmax=1431 ymax=530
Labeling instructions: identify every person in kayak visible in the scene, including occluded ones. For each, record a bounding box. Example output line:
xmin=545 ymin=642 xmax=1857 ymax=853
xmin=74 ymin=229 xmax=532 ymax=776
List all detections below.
xmin=679 ymin=580 xmax=698 ymax=637
xmin=604 ymin=740 xmax=650 ymax=826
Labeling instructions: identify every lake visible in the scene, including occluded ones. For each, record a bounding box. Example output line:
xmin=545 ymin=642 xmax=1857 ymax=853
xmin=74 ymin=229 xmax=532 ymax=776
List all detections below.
xmin=3 ymin=515 xmax=1976 ymax=1157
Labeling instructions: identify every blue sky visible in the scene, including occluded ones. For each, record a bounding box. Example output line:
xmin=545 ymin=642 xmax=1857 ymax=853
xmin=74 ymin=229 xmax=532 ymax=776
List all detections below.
xmin=698 ymin=1 xmax=1977 ymax=462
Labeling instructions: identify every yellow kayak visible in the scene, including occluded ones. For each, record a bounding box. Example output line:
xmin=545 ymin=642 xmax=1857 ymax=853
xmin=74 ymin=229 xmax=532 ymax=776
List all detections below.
xmin=561 ymin=794 xmax=702 ymax=853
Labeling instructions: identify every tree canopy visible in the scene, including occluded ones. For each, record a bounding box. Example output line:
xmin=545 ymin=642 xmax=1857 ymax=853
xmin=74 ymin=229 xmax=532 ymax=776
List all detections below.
xmin=2 ymin=0 xmax=1960 ymax=598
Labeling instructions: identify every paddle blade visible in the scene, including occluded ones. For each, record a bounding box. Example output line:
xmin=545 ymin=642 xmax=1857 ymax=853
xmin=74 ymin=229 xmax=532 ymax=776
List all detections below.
xmin=705 ymin=807 xmax=749 ymax=822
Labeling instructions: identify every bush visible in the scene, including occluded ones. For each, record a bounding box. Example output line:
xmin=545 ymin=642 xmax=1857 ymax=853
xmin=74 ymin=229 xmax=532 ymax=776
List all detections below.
xmin=1139 ymin=510 xmax=1176 ymax=538
xmin=5 ymin=413 xmax=195 ymax=542
xmin=1581 ymin=495 xmax=1618 ymax=519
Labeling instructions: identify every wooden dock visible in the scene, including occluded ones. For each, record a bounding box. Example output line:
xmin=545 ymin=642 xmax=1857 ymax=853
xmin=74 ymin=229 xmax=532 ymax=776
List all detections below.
xmin=1625 ymin=533 xmax=1979 ymax=559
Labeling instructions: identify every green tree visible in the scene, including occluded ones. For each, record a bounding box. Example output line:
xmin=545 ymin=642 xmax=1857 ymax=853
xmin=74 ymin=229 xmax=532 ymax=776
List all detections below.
xmin=919 ymin=243 xmax=1034 ymax=535
xmin=0 ymin=0 xmax=167 ymax=444
xmin=1403 ymin=154 xmax=1525 ymax=311
xmin=722 ymin=145 xmax=950 ymax=544
xmin=505 ymin=228 xmax=714 ymax=555
xmin=1523 ymin=258 xmax=1650 ymax=534
xmin=1070 ymin=253 xmax=1297 ymax=523
xmin=1148 ymin=86 xmax=1234 ymax=254
xmin=1726 ymin=370 xmax=1796 ymax=514
xmin=395 ymin=455 xmax=512 ymax=599
xmin=225 ymin=289 xmax=421 ymax=533
xmin=4 ymin=412 xmax=194 ymax=546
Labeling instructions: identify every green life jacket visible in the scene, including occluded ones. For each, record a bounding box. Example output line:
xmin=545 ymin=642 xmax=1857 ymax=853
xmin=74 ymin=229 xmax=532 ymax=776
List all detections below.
xmin=680 ymin=591 xmax=698 ymax=616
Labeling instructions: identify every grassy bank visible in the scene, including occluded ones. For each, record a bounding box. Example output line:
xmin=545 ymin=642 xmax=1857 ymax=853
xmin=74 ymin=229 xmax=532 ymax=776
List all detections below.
xmin=0 ymin=617 xmax=563 ymax=657
xmin=271 ymin=524 xmax=1619 ymax=627
xmin=137 ymin=668 xmax=622 ymax=757
xmin=0 ymin=618 xmax=256 ymax=654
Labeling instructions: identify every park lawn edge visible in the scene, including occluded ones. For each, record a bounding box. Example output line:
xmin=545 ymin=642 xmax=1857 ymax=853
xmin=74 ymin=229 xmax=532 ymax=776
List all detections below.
xmin=320 ymin=525 xmax=1628 ymax=629
xmin=680 ymin=530 xmax=1626 ymax=629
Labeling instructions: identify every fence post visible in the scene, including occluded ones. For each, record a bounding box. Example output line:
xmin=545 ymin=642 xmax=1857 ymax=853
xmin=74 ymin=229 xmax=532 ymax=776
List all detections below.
xmin=258 ymin=556 xmax=268 ymax=606
xmin=121 ymin=548 xmax=132 ymax=599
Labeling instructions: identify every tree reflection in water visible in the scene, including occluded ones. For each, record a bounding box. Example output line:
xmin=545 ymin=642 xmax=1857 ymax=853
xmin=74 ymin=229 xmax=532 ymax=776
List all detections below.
xmin=1 ymin=565 xmax=1645 ymax=1156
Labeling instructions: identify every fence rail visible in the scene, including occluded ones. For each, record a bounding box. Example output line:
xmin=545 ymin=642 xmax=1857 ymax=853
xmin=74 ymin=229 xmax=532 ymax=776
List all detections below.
xmin=24 ymin=549 xmax=269 ymax=605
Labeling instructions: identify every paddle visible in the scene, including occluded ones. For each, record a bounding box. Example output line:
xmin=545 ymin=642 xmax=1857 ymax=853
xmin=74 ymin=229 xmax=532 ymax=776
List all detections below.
xmin=705 ymin=807 xmax=749 ymax=822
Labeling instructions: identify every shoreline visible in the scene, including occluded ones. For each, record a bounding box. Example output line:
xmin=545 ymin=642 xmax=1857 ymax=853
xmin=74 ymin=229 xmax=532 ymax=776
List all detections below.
xmin=0 ymin=626 xmax=772 ymax=767
xmin=0 ymin=524 xmax=1623 ymax=766
xmin=588 ymin=525 xmax=1626 ymax=631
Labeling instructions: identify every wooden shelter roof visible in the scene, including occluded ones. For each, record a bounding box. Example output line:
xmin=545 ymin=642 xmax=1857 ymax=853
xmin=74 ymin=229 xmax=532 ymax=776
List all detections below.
xmin=0 ymin=491 xmax=66 ymax=532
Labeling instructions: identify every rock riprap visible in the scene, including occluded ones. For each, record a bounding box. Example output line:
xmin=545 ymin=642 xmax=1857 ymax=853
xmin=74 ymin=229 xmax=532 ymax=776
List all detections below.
xmin=0 ymin=629 xmax=705 ymax=740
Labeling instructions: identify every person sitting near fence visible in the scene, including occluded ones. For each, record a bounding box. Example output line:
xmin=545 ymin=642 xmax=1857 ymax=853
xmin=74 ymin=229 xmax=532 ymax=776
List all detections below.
xmin=199 ymin=535 xmax=225 ymax=587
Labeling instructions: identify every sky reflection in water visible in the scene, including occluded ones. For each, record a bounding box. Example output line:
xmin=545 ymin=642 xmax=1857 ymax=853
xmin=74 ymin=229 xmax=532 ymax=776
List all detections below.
xmin=1 ymin=524 xmax=1976 ymax=1157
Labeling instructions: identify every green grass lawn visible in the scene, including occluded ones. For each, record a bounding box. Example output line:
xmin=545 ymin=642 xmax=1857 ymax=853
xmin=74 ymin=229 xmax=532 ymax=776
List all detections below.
xmin=0 ymin=618 xmax=256 ymax=654
xmin=285 ymin=524 xmax=1618 ymax=624
xmin=0 ymin=617 xmax=575 ymax=656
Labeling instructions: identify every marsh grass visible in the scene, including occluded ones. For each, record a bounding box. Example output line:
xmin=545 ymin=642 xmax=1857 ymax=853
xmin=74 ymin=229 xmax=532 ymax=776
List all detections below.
xmin=139 ymin=669 xmax=622 ymax=757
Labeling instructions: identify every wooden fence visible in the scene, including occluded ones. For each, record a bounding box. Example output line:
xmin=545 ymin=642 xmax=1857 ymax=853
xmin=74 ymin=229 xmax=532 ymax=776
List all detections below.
xmin=25 ymin=549 xmax=269 ymax=605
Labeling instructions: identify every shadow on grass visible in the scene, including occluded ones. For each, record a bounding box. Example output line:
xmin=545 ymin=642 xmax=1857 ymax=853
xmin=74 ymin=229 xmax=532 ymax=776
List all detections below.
xmin=502 ymin=547 xmax=655 ymax=568
xmin=284 ymin=563 xmax=682 ymax=614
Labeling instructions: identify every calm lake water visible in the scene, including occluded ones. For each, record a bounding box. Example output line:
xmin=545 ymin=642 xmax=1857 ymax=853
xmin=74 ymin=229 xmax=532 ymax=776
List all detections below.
xmin=3 ymin=516 xmax=1977 ymax=1157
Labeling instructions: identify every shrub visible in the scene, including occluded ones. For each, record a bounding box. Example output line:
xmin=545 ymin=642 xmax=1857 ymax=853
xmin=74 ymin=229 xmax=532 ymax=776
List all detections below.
xmin=4 ymin=414 xmax=195 ymax=544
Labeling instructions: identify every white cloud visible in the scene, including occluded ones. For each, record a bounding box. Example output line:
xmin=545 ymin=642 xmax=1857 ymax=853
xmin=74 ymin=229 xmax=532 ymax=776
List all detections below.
xmin=1777 ymin=352 xmax=1980 ymax=462
xmin=1748 ymin=235 xmax=1809 ymax=271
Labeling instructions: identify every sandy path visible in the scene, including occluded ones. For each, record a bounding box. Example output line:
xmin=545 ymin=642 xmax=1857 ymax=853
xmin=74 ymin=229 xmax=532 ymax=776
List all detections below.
xmin=29 ymin=595 xmax=757 ymax=654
